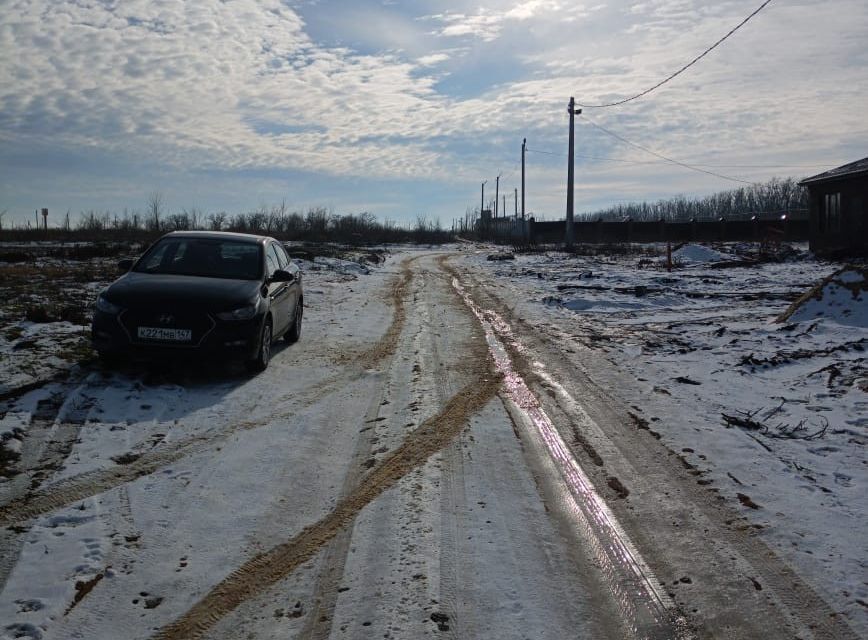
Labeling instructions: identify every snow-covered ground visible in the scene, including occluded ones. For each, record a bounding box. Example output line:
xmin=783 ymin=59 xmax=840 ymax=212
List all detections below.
xmin=0 ymin=249 xmax=403 ymax=639
xmin=463 ymin=243 xmax=866 ymax=633
xmin=0 ymin=243 xmax=863 ymax=639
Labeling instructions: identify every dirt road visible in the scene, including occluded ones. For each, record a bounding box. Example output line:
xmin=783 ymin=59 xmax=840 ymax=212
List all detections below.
xmin=0 ymin=250 xmax=856 ymax=639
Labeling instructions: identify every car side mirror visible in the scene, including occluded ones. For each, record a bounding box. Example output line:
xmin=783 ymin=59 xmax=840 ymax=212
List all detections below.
xmin=117 ymin=258 xmax=134 ymax=273
xmin=270 ymin=269 xmax=294 ymax=283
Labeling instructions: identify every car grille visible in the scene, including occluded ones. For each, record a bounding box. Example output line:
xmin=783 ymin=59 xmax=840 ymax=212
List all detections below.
xmin=119 ymin=309 xmax=215 ymax=347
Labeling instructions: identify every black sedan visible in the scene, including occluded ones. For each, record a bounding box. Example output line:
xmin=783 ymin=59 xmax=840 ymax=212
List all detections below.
xmin=92 ymin=231 xmax=303 ymax=372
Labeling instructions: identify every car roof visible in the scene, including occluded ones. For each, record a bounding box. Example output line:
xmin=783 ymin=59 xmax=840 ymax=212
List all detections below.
xmin=163 ymin=231 xmax=272 ymax=244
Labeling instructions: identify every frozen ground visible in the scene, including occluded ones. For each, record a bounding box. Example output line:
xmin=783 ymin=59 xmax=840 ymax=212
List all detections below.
xmin=463 ymin=243 xmax=866 ymax=634
xmin=0 ymin=243 xmax=863 ymax=640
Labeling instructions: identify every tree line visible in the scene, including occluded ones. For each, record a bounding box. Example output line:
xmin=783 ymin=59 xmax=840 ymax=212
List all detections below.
xmin=579 ymin=177 xmax=808 ymax=222
xmin=0 ymin=197 xmax=452 ymax=245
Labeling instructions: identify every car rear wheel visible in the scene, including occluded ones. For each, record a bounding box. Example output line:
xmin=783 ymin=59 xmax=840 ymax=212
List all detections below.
xmin=247 ymin=318 xmax=272 ymax=372
xmin=285 ymin=300 xmax=302 ymax=343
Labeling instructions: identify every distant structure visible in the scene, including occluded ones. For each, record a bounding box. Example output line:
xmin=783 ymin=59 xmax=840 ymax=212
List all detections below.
xmin=799 ymin=157 xmax=868 ymax=256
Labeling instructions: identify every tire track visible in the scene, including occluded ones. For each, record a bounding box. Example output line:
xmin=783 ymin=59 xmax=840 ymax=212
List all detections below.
xmin=0 ymin=265 xmax=414 ymax=528
xmin=351 ymin=257 xmax=414 ymax=368
xmin=0 ymin=369 xmax=366 ymax=527
xmin=422 ymin=263 xmax=478 ymax=640
xmin=297 ymin=261 xmax=420 ymax=638
xmin=298 ymin=373 xmax=391 ymax=640
xmin=0 ymin=382 xmax=100 ymax=589
xmin=152 ymin=355 xmax=500 ymax=639
xmin=448 ymin=268 xmax=690 ymax=639
xmin=451 ymin=257 xmax=859 ymax=640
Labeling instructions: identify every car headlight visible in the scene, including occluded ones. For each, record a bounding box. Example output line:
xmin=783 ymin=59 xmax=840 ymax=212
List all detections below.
xmin=216 ymin=304 xmax=257 ymax=321
xmin=96 ymin=295 xmax=121 ymax=314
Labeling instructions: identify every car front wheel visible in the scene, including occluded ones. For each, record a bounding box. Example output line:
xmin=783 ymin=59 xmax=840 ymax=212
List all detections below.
xmin=247 ymin=318 xmax=272 ymax=372
xmin=285 ymin=301 xmax=302 ymax=343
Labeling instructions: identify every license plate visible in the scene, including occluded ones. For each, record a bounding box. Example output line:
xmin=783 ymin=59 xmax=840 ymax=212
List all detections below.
xmin=137 ymin=326 xmax=192 ymax=342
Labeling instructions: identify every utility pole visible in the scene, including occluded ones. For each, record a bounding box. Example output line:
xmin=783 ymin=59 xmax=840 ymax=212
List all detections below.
xmin=495 ymin=173 xmax=501 ymax=219
xmin=565 ymin=97 xmax=581 ymax=247
xmin=521 ymin=138 xmax=526 ymax=220
xmin=514 ymin=188 xmax=518 ymax=217
xmin=481 ymin=180 xmax=487 ymax=216
xmin=503 ymin=195 xmax=506 ymax=221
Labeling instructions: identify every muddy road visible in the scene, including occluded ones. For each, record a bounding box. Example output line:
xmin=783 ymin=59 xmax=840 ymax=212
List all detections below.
xmin=0 ymin=250 xmax=855 ymax=639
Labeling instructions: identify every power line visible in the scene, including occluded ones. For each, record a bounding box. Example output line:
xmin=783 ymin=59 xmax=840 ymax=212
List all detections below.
xmin=692 ymin=162 xmax=836 ymax=169
xmin=526 ymin=147 xmax=563 ymax=157
xmin=577 ymin=0 xmax=774 ymax=109
xmin=581 ymin=115 xmax=755 ymax=184
xmin=527 ymin=147 xmax=836 ymax=170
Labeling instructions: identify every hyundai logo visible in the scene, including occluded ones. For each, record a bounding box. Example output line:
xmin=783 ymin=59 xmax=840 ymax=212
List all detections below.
xmin=158 ymin=314 xmax=175 ymax=325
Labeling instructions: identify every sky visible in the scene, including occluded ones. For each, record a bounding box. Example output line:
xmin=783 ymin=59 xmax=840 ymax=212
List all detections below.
xmin=1 ymin=0 xmax=867 ymax=228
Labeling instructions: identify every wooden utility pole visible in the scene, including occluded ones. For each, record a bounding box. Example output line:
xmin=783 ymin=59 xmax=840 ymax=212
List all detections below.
xmin=565 ymin=97 xmax=581 ymax=247
xmin=495 ymin=173 xmax=501 ymax=219
xmin=481 ymin=180 xmax=487 ymax=217
xmin=514 ymin=188 xmax=518 ymax=217
xmin=521 ymin=138 xmax=526 ymax=220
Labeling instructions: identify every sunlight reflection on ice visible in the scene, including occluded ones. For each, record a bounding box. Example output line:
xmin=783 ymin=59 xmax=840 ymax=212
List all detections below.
xmin=453 ymin=276 xmax=691 ymax=639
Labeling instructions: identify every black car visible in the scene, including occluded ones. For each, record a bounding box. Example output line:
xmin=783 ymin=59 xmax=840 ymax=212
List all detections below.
xmin=92 ymin=231 xmax=303 ymax=372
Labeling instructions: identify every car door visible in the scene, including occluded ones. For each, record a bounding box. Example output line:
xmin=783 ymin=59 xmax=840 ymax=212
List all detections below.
xmin=274 ymin=243 xmax=300 ymax=319
xmin=265 ymin=242 xmax=291 ymax=335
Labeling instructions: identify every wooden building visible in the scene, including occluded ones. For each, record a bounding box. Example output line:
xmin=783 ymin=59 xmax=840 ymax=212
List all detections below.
xmin=800 ymin=157 xmax=868 ymax=256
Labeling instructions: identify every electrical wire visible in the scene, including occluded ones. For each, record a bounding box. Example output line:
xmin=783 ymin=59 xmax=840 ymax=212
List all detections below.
xmin=581 ymin=115 xmax=755 ymax=184
xmin=526 ymin=147 xmax=564 ymax=157
xmin=527 ymin=147 xmax=836 ymax=170
xmin=577 ymin=0 xmax=774 ymax=109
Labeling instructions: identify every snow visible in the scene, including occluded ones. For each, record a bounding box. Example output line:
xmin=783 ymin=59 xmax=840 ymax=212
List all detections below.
xmin=0 ymin=243 xmax=864 ymax=638
xmin=672 ymin=243 xmax=732 ymax=264
xmin=464 ymin=244 xmax=867 ymax=634
xmin=0 ymin=252 xmax=400 ymax=639
xmin=786 ymin=267 xmax=867 ymax=327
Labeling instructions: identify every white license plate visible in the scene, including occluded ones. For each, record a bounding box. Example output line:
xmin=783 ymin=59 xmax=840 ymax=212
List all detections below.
xmin=137 ymin=326 xmax=192 ymax=342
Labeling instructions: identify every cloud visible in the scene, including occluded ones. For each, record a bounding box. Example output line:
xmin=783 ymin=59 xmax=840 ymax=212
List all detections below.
xmin=424 ymin=1 xmax=600 ymax=42
xmin=0 ymin=0 xmax=463 ymax=180
xmin=1 ymin=0 xmax=867 ymax=224
xmin=426 ymin=11 xmax=505 ymax=42
xmin=417 ymin=53 xmax=451 ymax=66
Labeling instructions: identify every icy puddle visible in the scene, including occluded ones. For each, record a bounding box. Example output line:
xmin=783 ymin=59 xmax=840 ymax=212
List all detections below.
xmin=452 ymin=275 xmax=691 ymax=639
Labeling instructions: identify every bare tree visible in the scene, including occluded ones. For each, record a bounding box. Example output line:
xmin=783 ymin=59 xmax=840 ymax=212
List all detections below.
xmin=207 ymin=212 xmax=227 ymax=231
xmin=147 ymin=191 xmax=165 ymax=231
xmin=182 ymin=206 xmax=204 ymax=229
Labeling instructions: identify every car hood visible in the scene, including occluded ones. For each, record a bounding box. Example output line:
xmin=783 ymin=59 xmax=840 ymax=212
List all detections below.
xmin=105 ymin=273 xmax=261 ymax=311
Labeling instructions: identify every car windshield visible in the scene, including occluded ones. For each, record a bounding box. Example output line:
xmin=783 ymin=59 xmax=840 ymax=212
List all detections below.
xmin=134 ymin=238 xmax=262 ymax=280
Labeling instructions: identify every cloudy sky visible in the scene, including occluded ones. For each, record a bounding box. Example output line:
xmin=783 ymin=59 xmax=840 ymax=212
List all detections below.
xmin=1 ymin=0 xmax=866 ymax=227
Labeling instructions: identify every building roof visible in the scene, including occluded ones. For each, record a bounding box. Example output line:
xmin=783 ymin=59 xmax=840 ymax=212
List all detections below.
xmin=799 ymin=156 xmax=868 ymax=186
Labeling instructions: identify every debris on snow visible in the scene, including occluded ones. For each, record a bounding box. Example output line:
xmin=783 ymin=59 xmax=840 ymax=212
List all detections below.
xmin=778 ymin=266 xmax=867 ymax=327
